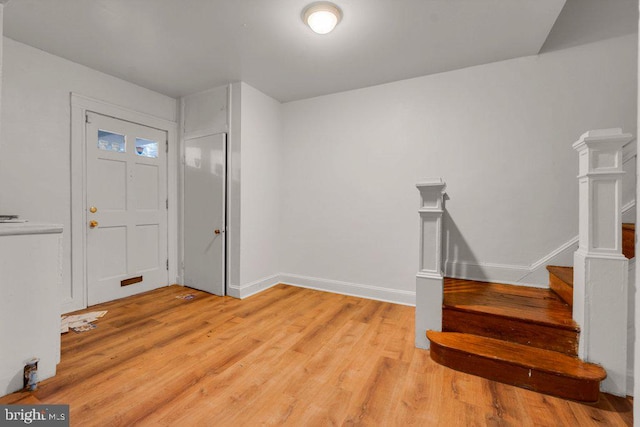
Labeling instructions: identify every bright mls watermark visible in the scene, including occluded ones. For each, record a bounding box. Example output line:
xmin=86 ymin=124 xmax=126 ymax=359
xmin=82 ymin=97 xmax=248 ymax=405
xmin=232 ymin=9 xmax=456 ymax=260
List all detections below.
xmin=0 ymin=405 xmax=68 ymax=426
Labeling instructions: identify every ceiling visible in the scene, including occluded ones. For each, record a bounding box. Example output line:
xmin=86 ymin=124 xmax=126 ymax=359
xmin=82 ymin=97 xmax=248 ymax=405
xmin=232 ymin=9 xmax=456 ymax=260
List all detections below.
xmin=2 ymin=0 xmax=637 ymax=102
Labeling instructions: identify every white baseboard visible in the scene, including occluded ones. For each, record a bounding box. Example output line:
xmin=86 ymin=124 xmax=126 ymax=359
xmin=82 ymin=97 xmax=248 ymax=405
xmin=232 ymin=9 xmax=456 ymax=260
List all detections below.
xmin=628 ymin=369 xmax=634 ymax=396
xmin=227 ymin=274 xmax=280 ymax=299
xmin=279 ymin=273 xmax=415 ymax=306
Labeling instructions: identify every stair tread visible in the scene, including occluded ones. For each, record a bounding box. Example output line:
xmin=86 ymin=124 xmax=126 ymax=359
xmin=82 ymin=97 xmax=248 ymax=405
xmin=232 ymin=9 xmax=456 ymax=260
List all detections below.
xmin=444 ymin=278 xmax=578 ymax=330
xmin=427 ymin=331 xmax=606 ymax=381
xmin=622 ymin=223 xmax=635 ymax=231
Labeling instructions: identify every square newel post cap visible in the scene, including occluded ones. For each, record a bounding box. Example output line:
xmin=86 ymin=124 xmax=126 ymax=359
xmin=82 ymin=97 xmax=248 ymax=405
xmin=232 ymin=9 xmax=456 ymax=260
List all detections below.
xmin=573 ymin=128 xmax=633 ymax=176
xmin=416 ymin=178 xmax=446 ymax=194
xmin=417 ymin=178 xmax=446 ymax=209
xmin=572 ymin=128 xmax=633 ymax=152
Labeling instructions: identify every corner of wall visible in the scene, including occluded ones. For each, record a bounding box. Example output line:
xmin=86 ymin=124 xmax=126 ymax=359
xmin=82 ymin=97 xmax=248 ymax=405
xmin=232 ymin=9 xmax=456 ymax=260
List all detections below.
xmin=227 ymin=82 xmax=242 ymax=293
xmin=228 ymin=274 xmax=281 ymax=299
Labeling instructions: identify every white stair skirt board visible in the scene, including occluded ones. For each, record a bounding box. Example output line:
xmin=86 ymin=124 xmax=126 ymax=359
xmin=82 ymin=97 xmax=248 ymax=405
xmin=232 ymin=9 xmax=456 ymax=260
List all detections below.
xmin=279 ymin=273 xmax=416 ymax=306
xmin=227 ymin=274 xmax=281 ymax=299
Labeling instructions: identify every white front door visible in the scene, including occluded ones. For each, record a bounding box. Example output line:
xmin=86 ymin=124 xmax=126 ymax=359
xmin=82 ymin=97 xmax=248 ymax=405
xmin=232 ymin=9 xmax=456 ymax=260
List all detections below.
xmin=183 ymin=133 xmax=226 ymax=296
xmin=86 ymin=112 xmax=168 ymax=305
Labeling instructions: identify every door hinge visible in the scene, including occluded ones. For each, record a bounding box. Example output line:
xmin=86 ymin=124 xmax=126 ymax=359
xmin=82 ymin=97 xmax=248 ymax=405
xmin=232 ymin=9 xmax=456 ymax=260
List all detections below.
xmin=166 ymin=198 xmax=168 ymax=209
xmin=166 ymin=140 xmax=169 ymax=153
xmin=85 ymin=113 xmax=90 ymax=124
xmin=166 ymin=259 xmax=169 ymax=270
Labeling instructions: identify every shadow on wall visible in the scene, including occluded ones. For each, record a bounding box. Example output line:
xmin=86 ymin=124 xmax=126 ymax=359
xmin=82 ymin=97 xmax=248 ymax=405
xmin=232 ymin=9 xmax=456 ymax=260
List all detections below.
xmin=442 ymin=199 xmax=488 ymax=282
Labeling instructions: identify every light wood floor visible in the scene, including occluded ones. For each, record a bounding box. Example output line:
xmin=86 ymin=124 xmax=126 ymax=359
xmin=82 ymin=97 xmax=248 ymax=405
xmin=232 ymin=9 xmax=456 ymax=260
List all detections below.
xmin=1 ymin=284 xmax=633 ymax=426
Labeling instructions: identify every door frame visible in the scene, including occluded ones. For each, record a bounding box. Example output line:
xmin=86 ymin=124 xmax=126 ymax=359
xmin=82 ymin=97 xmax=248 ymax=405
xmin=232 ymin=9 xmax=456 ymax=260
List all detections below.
xmin=180 ymin=132 xmax=228 ymax=295
xmin=69 ymin=93 xmax=178 ymax=313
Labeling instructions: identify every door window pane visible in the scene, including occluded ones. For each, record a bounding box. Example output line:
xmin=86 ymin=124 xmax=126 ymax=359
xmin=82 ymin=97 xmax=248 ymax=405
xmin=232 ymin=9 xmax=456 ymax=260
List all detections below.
xmin=135 ymin=138 xmax=159 ymax=158
xmin=98 ymin=130 xmax=126 ymax=153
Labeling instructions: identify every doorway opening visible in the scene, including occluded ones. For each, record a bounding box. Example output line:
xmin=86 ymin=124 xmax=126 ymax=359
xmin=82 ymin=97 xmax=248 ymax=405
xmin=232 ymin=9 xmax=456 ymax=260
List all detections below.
xmin=69 ymin=93 xmax=179 ymax=313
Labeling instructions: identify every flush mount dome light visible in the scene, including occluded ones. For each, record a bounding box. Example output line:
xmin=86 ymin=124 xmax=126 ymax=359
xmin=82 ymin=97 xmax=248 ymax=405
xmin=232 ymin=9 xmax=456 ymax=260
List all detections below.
xmin=303 ymin=2 xmax=342 ymax=34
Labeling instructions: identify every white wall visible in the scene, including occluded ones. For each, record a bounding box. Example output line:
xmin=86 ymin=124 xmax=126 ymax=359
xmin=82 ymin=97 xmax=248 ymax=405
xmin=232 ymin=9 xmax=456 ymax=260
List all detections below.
xmin=234 ymin=83 xmax=282 ymax=297
xmin=0 ymin=37 xmax=178 ymax=308
xmin=280 ymin=34 xmax=637 ymax=302
xmin=0 ymin=4 xmax=4 ymax=142
xmin=627 ymin=2 xmax=640 ymax=418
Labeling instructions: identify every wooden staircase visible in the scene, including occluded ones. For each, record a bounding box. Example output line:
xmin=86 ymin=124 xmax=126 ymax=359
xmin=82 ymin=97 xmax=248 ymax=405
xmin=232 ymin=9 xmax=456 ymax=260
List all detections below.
xmin=426 ymin=223 xmax=635 ymax=402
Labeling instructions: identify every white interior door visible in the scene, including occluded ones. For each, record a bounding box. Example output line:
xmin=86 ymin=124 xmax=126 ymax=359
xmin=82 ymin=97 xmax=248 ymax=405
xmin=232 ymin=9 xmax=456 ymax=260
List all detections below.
xmin=183 ymin=133 xmax=226 ymax=296
xmin=86 ymin=112 xmax=168 ymax=305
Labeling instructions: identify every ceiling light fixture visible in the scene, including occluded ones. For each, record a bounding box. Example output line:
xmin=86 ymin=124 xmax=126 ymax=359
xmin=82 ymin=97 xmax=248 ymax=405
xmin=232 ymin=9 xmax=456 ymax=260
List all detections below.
xmin=303 ymin=2 xmax=342 ymax=35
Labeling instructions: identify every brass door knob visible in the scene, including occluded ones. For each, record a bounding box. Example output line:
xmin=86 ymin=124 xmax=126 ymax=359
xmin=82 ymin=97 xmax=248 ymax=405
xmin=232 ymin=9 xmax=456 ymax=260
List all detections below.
xmin=89 ymin=220 xmax=99 ymax=228
xmin=214 ymin=229 xmax=221 ymax=235
xmin=89 ymin=206 xmax=98 ymax=213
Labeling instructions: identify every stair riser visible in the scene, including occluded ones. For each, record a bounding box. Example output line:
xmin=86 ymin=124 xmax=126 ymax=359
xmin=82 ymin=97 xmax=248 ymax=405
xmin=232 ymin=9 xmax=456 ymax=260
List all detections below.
xmin=623 ymin=226 xmax=635 ymax=259
xmin=429 ymin=343 xmax=600 ymax=402
xmin=549 ymin=273 xmax=573 ymax=307
xmin=443 ymin=308 xmax=579 ymax=357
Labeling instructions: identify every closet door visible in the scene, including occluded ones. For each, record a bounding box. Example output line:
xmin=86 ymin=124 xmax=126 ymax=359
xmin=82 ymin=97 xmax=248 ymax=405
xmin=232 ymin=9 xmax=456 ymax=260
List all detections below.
xmin=183 ymin=133 xmax=226 ymax=295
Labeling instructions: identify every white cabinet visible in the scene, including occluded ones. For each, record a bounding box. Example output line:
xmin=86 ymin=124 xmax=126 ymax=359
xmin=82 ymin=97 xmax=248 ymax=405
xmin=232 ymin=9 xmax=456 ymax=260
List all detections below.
xmin=0 ymin=223 xmax=63 ymax=395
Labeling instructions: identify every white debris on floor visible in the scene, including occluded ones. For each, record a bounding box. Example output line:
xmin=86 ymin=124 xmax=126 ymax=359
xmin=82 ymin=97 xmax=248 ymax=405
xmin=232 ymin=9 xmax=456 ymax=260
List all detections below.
xmin=61 ymin=310 xmax=107 ymax=333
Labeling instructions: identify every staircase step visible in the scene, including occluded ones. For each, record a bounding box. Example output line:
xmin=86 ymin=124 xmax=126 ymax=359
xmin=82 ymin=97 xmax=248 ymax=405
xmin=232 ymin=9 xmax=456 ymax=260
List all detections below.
xmin=547 ymin=265 xmax=573 ymax=307
xmin=427 ymin=331 xmax=606 ymax=402
xmin=443 ymin=278 xmax=579 ymax=356
xmin=623 ymin=223 xmax=635 ymax=259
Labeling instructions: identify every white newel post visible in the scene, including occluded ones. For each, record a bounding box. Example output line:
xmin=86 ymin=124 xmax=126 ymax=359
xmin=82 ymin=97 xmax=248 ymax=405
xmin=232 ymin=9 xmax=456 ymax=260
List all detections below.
xmin=573 ymin=128 xmax=632 ymax=396
xmin=415 ymin=179 xmax=446 ymax=349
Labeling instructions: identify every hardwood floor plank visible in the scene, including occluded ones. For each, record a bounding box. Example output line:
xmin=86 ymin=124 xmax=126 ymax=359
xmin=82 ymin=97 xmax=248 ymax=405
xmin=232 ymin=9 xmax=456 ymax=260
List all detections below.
xmin=394 ymin=348 xmax=441 ymax=426
xmin=275 ymin=378 xmax=353 ymax=426
xmin=141 ymin=330 xmax=308 ymax=426
xmin=342 ymin=356 xmax=410 ymax=425
xmin=291 ymin=300 xmax=363 ymax=355
xmin=300 ymin=320 xmax=370 ymax=384
xmin=0 ymin=284 xmax=632 ymax=426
